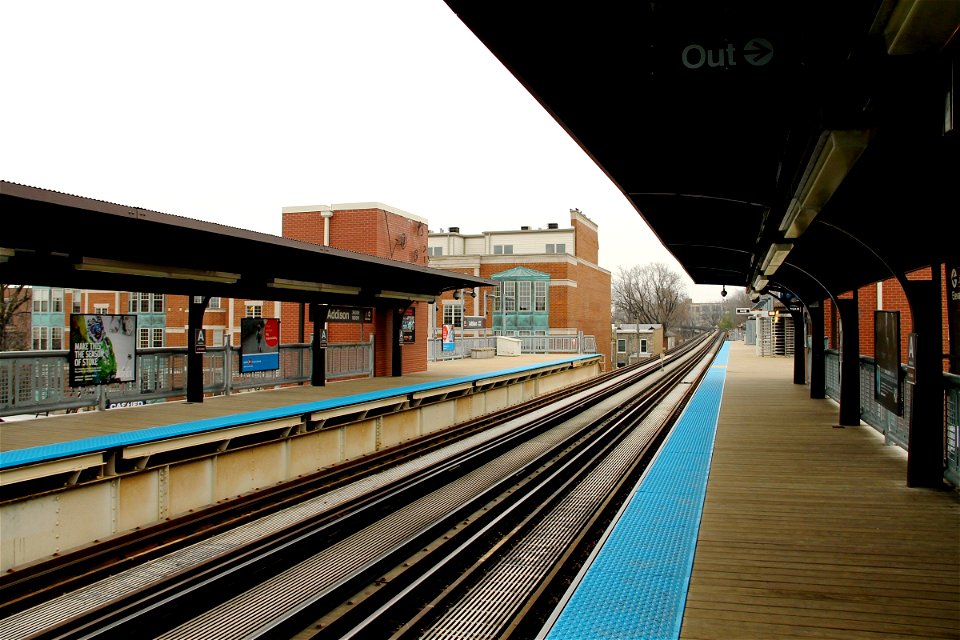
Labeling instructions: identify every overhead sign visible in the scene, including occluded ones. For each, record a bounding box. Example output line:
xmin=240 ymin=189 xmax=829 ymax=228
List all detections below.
xmin=736 ymin=307 xmax=751 ymax=315
xmin=681 ymin=37 xmax=774 ymax=70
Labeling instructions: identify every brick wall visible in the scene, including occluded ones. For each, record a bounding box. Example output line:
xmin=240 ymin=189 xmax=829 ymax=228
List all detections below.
xmin=821 ymin=265 xmax=950 ymax=371
xmin=281 ymin=205 xmax=430 ymax=375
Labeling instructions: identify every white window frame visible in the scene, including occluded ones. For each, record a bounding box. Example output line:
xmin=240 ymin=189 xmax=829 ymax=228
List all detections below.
xmin=442 ymin=302 xmax=463 ymax=328
xmin=503 ymin=281 xmax=516 ymax=312
xmin=32 ymin=289 xmax=49 ymax=313
xmin=617 ymin=338 xmax=627 ymax=353
xmin=534 ymin=280 xmax=547 ymax=312
xmin=518 ymin=281 xmax=532 ymax=312
xmin=32 ymin=326 xmax=48 ymax=350
xmin=93 ymin=304 xmax=109 ymax=314
xmin=245 ymin=303 xmax=263 ymax=318
xmin=51 ymin=326 xmax=63 ymax=350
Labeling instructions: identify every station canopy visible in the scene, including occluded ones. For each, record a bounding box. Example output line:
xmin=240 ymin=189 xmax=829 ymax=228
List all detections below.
xmin=444 ymin=0 xmax=959 ymax=303
xmin=0 ymin=181 xmax=492 ymax=305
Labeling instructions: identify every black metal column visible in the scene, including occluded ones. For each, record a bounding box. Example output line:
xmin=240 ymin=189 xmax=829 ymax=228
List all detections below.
xmin=310 ymin=304 xmax=328 ymax=387
xmin=835 ymin=295 xmax=861 ymax=426
xmin=186 ymin=295 xmax=210 ymax=403
xmin=904 ymin=279 xmax=945 ymax=488
xmin=790 ymin=307 xmax=806 ymax=384
xmin=392 ymin=307 xmax=404 ymax=377
xmin=808 ymin=301 xmax=826 ymax=399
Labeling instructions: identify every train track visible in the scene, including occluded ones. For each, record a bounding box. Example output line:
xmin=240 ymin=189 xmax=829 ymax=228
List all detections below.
xmin=0 ymin=332 xmax=721 ymax=639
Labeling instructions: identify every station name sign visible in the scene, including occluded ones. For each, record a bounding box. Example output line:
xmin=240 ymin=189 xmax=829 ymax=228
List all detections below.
xmin=328 ymin=306 xmax=373 ymax=323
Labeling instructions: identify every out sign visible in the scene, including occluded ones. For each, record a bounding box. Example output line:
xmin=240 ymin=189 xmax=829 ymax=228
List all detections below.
xmin=682 ymin=37 xmax=774 ymax=70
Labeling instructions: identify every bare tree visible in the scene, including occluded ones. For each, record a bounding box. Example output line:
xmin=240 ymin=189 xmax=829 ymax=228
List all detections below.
xmin=612 ymin=263 xmax=689 ymax=346
xmin=1 ymin=284 xmax=31 ymax=351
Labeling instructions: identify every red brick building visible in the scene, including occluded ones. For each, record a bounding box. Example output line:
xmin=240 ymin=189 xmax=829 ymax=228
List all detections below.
xmin=823 ymin=264 xmax=953 ymax=373
xmin=427 ymin=209 xmax=611 ymax=363
xmin=281 ymin=203 xmax=432 ymax=376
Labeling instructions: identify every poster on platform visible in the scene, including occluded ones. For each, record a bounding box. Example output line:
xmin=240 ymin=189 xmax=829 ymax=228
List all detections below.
xmin=948 ymin=262 xmax=960 ymax=375
xmin=401 ymin=308 xmax=416 ymax=343
xmin=240 ymin=317 xmax=280 ymax=373
xmin=874 ymin=310 xmax=903 ymax=416
xmin=69 ymin=314 xmax=137 ymax=386
xmin=441 ymin=324 xmax=455 ymax=352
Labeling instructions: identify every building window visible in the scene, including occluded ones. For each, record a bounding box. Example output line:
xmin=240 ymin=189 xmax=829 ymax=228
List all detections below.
xmin=32 ymin=326 xmax=48 ymax=350
xmin=545 ymin=243 xmax=566 ymax=254
xmin=32 ymin=289 xmax=49 ymax=313
xmin=72 ymin=297 xmax=82 ymax=314
xmin=617 ymin=338 xmax=626 ymax=353
xmin=493 ymin=244 xmax=513 ymax=255
xmin=94 ymin=304 xmax=109 ymax=314
xmin=139 ymin=327 xmax=164 ymax=348
xmin=51 ymin=327 xmax=63 ymax=350
xmin=443 ymin=302 xmax=463 ymax=328
xmin=640 ymin=338 xmax=648 ymax=353
xmin=129 ymin=293 xmax=164 ymax=313
xmin=428 ymin=247 xmax=443 ymax=257
xmin=208 ymin=297 xmax=222 ymax=310
xmin=518 ymin=280 xmax=532 ymax=312
xmin=534 ymin=281 xmax=547 ymax=312
xmin=503 ymin=280 xmax=516 ymax=312
xmin=51 ymin=289 xmax=64 ymax=313
xmin=245 ymin=303 xmax=263 ymax=318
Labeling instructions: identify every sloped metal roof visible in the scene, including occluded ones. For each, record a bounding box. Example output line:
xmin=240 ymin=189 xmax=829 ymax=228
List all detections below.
xmin=0 ymin=181 xmax=493 ymax=304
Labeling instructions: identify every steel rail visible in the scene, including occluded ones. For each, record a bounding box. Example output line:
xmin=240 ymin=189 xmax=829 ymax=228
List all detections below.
xmin=0 ymin=334 xmax=717 ymax=639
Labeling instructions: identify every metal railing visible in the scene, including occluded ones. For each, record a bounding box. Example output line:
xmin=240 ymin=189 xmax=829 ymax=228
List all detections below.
xmin=426 ymin=333 xmax=595 ymax=361
xmin=0 ymin=339 xmax=374 ymax=417
xmin=824 ymin=349 xmax=960 ymax=486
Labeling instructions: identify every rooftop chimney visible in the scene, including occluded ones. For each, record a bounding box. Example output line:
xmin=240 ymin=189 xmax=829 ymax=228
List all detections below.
xmin=520 ymin=225 xmax=530 ymax=230
xmin=547 ymin=222 xmax=559 ymax=229
xmin=449 ymin=226 xmax=460 ymax=233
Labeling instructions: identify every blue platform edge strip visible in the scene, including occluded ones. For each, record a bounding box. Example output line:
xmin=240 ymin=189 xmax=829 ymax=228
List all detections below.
xmin=544 ymin=343 xmax=729 ymax=640
xmin=1 ymin=354 xmax=598 ymax=470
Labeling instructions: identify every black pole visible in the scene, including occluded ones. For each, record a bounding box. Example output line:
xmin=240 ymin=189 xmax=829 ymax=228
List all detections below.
xmin=186 ymin=295 xmax=210 ymax=403
xmin=790 ymin=306 xmax=805 ymax=384
xmin=311 ymin=303 xmax=328 ymax=387
xmin=808 ymin=301 xmax=826 ymax=399
xmin=392 ymin=307 xmax=404 ymax=377
xmin=904 ymin=279 xmax=945 ymax=488
xmin=836 ymin=295 xmax=861 ymax=426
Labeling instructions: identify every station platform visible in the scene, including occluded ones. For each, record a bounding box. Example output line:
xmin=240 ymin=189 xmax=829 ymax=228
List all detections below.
xmin=541 ymin=340 xmax=960 ymax=640
xmin=0 ymin=353 xmax=597 ymax=460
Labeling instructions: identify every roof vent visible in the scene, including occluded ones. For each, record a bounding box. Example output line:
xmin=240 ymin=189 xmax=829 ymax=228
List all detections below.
xmin=547 ymin=222 xmax=559 ymax=229
xmin=520 ymin=225 xmax=530 ymax=230
xmin=449 ymin=226 xmax=460 ymax=233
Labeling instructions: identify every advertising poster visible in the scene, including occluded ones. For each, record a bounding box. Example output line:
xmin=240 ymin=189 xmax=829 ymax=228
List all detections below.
xmin=69 ymin=314 xmax=137 ymax=386
xmin=874 ymin=310 xmax=903 ymax=416
xmin=948 ymin=262 xmax=960 ymax=374
xmin=240 ymin=317 xmax=280 ymax=373
xmin=441 ymin=324 xmax=455 ymax=352
xmin=401 ymin=307 xmax=416 ymax=343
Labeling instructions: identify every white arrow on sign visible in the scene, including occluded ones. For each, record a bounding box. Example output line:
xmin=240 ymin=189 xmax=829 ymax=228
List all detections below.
xmin=743 ymin=38 xmax=774 ymax=66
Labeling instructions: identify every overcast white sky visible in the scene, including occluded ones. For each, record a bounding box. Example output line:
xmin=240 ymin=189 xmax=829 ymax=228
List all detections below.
xmin=2 ymin=0 xmax=724 ymax=302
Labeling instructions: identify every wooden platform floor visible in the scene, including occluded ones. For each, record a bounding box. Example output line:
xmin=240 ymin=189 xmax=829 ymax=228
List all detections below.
xmin=680 ymin=341 xmax=960 ymax=640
